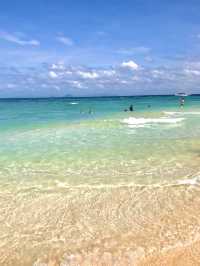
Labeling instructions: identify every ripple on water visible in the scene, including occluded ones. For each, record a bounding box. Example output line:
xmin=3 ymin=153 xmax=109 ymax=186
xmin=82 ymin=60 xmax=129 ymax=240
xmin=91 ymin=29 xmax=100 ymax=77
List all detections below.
xmin=1 ymin=182 xmax=200 ymax=265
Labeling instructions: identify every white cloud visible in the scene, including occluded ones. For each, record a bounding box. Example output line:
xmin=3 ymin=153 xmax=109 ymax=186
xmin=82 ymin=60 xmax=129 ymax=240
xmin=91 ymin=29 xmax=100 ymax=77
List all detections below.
xmin=49 ymin=71 xmax=58 ymax=78
xmin=6 ymin=83 xmax=16 ymax=89
xmin=51 ymin=62 xmax=65 ymax=70
xmin=183 ymin=61 xmax=200 ymax=71
xmin=53 ymin=85 xmax=61 ymax=91
xmin=121 ymin=80 xmax=129 ymax=84
xmin=56 ymin=36 xmax=74 ymax=46
xmin=68 ymin=80 xmax=85 ymax=88
xmin=78 ymin=71 xmax=99 ymax=79
xmin=151 ymin=70 xmax=164 ymax=78
xmin=51 ymin=64 xmax=58 ymax=70
xmin=3 ymin=58 xmax=200 ymax=97
xmin=101 ymin=70 xmax=116 ymax=76
xmin=184 ymin=69 xmax=200 ymax=76
xmin=121 ymin=60 xmax=139 ymax=70
xmin=65 ymin=71 xmax=73 ymax=75
xmin=0 ymin=31 xmax=40 ymax=46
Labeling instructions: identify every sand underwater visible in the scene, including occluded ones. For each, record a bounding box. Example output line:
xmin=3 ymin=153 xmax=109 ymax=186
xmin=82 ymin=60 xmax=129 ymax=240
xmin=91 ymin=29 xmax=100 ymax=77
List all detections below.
xmin=1 ymin=96 xmax=200 ymax=265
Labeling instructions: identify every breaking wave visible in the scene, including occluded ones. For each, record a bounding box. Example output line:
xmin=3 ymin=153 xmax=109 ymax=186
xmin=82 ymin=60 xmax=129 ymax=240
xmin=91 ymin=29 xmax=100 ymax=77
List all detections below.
xmin=69 ymin=102 xmax=79 ymax=105
xmin=122 ymin=117 xmax=185 ymax=128
xmin=164 ymin=111 xmax=200 ymax=116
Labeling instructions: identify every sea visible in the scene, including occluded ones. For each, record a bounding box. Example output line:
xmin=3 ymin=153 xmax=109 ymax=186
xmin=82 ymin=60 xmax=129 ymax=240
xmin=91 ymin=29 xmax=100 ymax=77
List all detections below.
xmin=1 ymin=95 xmax=200 ymax=265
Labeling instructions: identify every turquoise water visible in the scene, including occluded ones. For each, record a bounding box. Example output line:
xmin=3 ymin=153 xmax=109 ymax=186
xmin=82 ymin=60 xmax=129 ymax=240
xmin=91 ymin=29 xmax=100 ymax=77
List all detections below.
xmin=2 ymin=96 xmax=200 ymax=265
xmin=1 ymin=95 xmax=200 ymax=188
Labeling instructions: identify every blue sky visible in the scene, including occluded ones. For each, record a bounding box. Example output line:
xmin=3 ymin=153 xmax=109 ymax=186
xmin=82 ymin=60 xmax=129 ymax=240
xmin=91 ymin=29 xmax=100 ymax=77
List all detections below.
xmin=1 ymin=0 xmax=200 ymax=97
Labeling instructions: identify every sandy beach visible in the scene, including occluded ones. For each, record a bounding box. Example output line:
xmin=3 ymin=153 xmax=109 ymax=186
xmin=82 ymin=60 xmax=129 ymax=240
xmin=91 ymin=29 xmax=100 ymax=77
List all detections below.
xmin=1 ymin=97 xmax=200 ymax=265
xmin=1 ymin=181 xmax=200 ymax=265
xmin=1 ymin=0 xmax=200 ymax=264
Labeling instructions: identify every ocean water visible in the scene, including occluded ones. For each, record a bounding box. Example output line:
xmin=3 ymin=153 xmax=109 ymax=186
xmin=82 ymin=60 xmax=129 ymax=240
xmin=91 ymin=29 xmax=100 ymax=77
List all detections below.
xmin=1 ymin=95 xmax=200 ymax=265
xmin=1 ymin=95 xmax=200 ymax=188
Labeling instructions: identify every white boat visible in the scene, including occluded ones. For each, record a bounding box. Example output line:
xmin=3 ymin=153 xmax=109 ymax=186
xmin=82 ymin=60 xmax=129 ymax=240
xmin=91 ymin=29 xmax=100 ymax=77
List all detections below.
xmin=175 ymin=92 xmax=189 ymax=97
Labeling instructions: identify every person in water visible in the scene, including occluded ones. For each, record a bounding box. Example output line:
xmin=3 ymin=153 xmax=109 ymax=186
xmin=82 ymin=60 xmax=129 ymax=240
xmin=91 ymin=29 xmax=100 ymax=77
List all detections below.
xmin=180 ymin=97 xmax=185 ymax=107
xmin=124 ymin=105 xmax=134 ymax=112
xmin=129 ymin=104 xmax=134 ymax=111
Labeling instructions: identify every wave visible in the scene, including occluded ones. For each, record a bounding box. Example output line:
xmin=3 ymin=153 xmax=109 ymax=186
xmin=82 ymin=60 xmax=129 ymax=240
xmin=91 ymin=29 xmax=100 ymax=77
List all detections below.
xmin=176 ymin=177 xmax=200 ymax=186
xmin=122 ymin=117 xmax=185 ymax=128
xmin=53 ymin=177 xmax=200 ymax=190
xmin=164 ymin=111 xmax=200 ymax=116
xmin=69 ymin=102 xmax=79 ymax=105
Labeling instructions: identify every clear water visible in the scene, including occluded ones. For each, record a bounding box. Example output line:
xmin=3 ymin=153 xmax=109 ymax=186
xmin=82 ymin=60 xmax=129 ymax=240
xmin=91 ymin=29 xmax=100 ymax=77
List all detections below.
xmin=2 ymin=96 xmax=200 ymax=265
xmin=1 ymin=96 xmax=200 ymax=189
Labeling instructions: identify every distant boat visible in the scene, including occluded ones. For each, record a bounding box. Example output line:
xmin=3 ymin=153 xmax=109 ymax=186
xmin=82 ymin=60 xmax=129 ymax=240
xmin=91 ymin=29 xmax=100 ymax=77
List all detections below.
xmin=175 ymin=92 xmax=189 ymax=97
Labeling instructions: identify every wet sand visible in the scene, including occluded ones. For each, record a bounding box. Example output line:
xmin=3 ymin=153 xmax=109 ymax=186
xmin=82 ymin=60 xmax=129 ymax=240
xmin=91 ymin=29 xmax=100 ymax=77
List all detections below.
xmin=140 ymin=240 xmax=200 ymax=266
xmin=1 ymin=182 xmax=200 ymax=265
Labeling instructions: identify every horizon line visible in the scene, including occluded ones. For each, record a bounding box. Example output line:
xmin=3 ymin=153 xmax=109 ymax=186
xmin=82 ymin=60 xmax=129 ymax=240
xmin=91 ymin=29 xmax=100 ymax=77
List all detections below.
xmin=0 ymin=93 xmax=197 ymax=100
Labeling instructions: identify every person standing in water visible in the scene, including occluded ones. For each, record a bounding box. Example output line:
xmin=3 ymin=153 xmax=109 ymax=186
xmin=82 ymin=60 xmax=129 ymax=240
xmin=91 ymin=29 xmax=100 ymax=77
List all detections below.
xmin=129 ymin=104 xmax=134 ymax=111
xmin=124 ymin=104 xmax=134 ymax=112
xmin=180 ymin=97 xmax=185 ymax=107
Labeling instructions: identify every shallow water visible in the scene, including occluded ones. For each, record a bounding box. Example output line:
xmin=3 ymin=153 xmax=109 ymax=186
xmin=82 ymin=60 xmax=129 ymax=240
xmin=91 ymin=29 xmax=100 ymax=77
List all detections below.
xmin=1 ymin=96 xmax=200 ymax=265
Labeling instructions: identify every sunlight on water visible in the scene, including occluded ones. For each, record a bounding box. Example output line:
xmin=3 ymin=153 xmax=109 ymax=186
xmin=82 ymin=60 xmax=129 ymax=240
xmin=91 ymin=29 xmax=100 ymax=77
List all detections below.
xmin=1 ymin=96 xmax=200 ymax=265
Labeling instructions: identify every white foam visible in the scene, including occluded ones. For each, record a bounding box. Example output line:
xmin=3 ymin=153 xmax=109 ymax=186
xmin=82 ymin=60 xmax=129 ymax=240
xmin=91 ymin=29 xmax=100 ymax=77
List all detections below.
xmin=164 ymin=111 xmax=179 ymax=116
xmin=128 ymin=124 xmax=149 ymax=128
xmin=164 ymin=111 xmax=200 ymax=116
xmin=70 ymin=102 xmax=78 ymax=105
xmin=177 ymin=178 xmax=199 ymax=186
xmin=53 ymin=177 xmax=200 ymax=190
xmin=122 ymin=117 xmax=185 ymax=127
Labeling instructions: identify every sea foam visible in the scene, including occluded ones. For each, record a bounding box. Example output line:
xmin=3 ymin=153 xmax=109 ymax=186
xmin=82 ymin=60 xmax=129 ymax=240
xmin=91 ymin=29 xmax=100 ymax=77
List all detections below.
xmin=69 ymin=102 xmax=78 ymax=105
xmin=122 ymin=117 xmax=185 ymax=128
xmin=164 ymin=111 xmax=200 ymax=116
xmin=177 ymin=178 xmax=199 ymax=186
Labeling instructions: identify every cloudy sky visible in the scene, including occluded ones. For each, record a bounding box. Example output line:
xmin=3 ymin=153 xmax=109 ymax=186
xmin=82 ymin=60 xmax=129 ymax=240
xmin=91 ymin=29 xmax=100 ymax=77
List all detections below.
xmin=1 ymin=0 xmax=200 ymax=97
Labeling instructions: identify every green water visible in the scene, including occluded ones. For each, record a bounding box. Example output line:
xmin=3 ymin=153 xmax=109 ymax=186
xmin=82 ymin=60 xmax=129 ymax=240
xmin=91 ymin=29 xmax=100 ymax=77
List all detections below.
xmin=1 ymin=95 xmax=200 ymax=188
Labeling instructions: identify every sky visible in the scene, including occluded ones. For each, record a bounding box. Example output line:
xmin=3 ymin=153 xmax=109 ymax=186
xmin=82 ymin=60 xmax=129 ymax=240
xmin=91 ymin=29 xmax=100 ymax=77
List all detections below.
xmin=1 ymin=0 xmax=200 ymax=97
